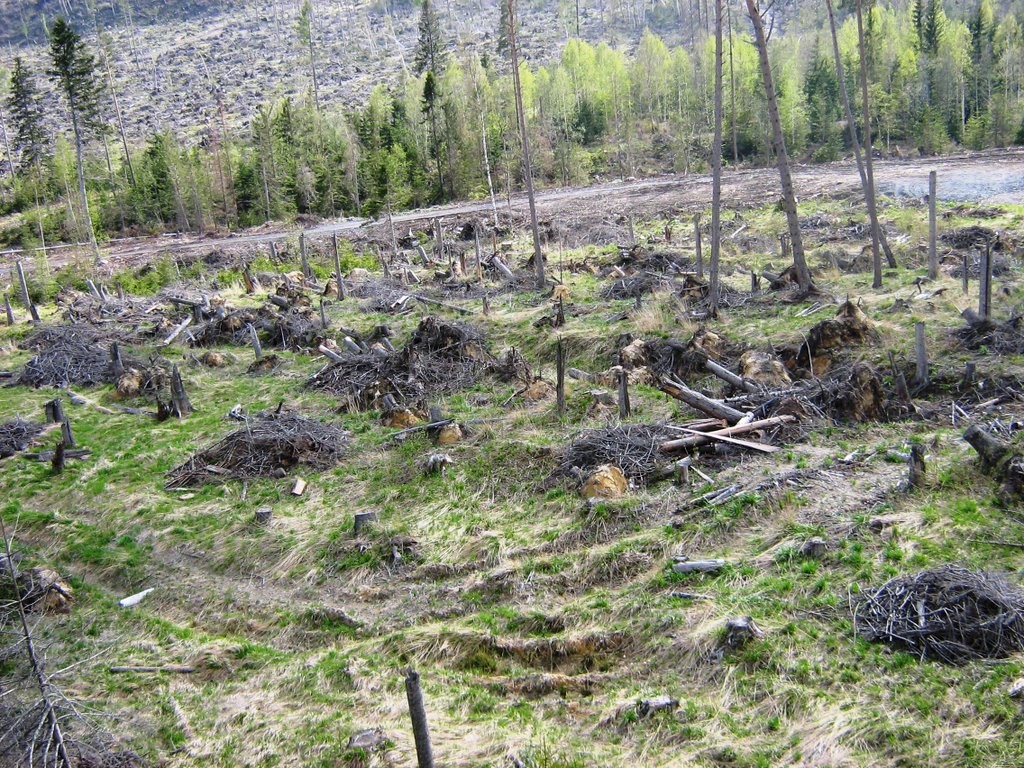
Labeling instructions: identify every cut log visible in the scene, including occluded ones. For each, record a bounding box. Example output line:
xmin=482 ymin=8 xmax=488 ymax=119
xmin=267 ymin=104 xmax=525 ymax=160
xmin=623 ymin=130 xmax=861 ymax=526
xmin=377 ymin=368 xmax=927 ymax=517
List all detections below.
xmin=661 ymin=424 xmax=779 ymax=454
xmin=660 ymin=376 xmax=747 ymax=423
xmin=291 ymin=478 xmax=307 ymax=496
xmin=491 ymin=255 xmax=515 ymax=280
xmin=318 ymin=344 xmax=346 ymax=363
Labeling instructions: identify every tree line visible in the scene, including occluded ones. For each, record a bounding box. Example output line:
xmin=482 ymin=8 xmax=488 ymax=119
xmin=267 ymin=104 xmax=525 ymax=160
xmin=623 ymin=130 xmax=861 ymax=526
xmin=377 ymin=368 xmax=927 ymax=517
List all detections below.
xmin=1 ymin=0 xmax=1023 ymax=249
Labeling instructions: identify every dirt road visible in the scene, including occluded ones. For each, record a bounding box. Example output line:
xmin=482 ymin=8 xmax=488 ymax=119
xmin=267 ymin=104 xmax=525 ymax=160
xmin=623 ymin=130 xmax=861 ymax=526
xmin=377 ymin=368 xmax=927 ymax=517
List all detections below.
xmin=5 ymin=149 xmax=1023 ymax=277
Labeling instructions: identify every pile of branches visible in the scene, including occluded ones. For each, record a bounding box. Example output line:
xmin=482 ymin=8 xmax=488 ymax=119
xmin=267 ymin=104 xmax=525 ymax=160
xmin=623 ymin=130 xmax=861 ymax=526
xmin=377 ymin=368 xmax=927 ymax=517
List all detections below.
xmin=166 ymin=412 xmax=350 ymax=488
xmin=15 ymin=326 xmax=140 ymax=388
xmin=953 ymin=312 xmax=1024 ymax=355
xmin=600 ymin=273 xmax=670 ymax=300
xmin=0 ymin=419 xmax=45 ymax=459
xmin=57 ymin=289 xmax=165 ymax=343
xmin=853 ymin=565 xmax=1024 ymax=663
xmin=307 ymin=317 xmax=493 ymax=409
xmin=350 ymin=278 xmax=415 ymax=314
xmin=550 ymin=424 xmax=679 ymax=483
xmin=949 ymin=251 xmax=1012 ymax=279
xmin=941 ymin=225 xmax=998 ymax=250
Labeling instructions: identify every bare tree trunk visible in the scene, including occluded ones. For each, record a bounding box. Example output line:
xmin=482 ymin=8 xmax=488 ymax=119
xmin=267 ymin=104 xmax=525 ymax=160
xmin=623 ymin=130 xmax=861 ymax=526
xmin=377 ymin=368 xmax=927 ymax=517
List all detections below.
xmin=824 ymin=0 xmax=893 ymax=268
xmin=856 ymin=0 xmax=883 ymax=288
xmin=709 ymin=0 xmax=723 ymax=314
xmin=727 ymin=3 xmax=738 ymax=164
xmin=69 ymin=101 xmax=101 ymax=263
xmin=507 ymin=0 xmax=545 ymax=291
xmin=744 ymin=0 xmax=812 ymax=293
xmin=101 ymin=43 xmax=136 ymax=187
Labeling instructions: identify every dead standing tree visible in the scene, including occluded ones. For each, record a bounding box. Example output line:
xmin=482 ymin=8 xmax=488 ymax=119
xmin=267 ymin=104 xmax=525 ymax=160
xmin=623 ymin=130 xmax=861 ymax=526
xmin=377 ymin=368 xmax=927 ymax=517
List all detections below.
xmin=505 ymin=0 xmax=545 ymax=291
xmin=744 ymin=0 xmax=813 ymax=294
xmin=824 ymin=0 xmax=895 ymax=273
xmin=708 ymin=0 xmax=724 ymax=315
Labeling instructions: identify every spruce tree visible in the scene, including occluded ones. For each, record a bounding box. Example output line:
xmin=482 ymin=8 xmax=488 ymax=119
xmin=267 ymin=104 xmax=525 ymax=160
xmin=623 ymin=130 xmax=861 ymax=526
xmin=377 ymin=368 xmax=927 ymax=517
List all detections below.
xmin=6 ymin=57 xmax=47 ymax=172
xmin=48 ymin=17 xmax=103 ymax=260
xmin=413 ymin=0 xmax=448 ymax=77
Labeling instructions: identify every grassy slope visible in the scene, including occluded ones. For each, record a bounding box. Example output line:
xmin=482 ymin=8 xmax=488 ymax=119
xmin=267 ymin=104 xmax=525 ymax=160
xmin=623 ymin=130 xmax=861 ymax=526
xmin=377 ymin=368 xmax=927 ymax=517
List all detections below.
xmin=2 ymin=198 xmax=1024 ymax=767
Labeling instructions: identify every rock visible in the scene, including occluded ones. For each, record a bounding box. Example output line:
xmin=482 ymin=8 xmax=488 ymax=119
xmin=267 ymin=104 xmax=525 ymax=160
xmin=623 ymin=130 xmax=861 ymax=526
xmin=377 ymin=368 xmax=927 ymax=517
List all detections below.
xmin=347 ymin=727 xmax=386 ymax=750
xmin=738 ymin=350 xmax=791 ymax=387
xmin=582 ymin=464 xmax=628 ymax=499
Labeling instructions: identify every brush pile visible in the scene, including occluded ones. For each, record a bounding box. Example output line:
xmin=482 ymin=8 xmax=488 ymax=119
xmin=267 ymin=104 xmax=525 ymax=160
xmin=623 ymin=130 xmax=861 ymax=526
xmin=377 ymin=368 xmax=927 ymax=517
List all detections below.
xmin=953 ymin=312 xmax=1024 ymax=355
xmin=166 ymin=412 xmax=350 ymax=488
xmin=15 ymin=326 xmax=139 ymax=388
xmin=57 ymin=288 xmax=168 ymax=342
xmin=307 ymin=317 xmax=493 ymax=410
xmin=600 ymin=273 xmax=671 ymax=300
xmin=0 ymin=419 xmax=45 ymax=459
xmin=853 ymin=565 xmax=1024 ymax=663
xmin=551 ymin=424 xmax=680 ymax=483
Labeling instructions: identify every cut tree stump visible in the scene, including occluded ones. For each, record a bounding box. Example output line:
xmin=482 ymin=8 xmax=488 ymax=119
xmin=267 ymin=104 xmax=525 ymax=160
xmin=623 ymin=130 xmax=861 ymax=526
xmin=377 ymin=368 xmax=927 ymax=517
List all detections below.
xmin=723 ymin=616 xmax=765 ymax=649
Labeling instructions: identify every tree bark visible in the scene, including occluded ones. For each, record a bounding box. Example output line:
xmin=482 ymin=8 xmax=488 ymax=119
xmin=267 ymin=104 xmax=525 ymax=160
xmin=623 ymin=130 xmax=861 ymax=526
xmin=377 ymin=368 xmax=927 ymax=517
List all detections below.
xmin=744 ymin=0 xmax=812 ymax=293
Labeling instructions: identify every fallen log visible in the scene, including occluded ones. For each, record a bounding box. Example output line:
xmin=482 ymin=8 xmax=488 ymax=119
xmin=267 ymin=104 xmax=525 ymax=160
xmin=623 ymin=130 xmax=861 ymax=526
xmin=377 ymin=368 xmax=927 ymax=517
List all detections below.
xmin=660 ymin=415 xmax=795 ymax=453
xmin=109 ymin=665 xmax=196 ymax=674
xmin=161 ymin=316 xmax=192 ymax=346
xmin=660 ymin=376 xmax=747 ymax=423
xmin=705 ymin=359 xmax=759 ymax=394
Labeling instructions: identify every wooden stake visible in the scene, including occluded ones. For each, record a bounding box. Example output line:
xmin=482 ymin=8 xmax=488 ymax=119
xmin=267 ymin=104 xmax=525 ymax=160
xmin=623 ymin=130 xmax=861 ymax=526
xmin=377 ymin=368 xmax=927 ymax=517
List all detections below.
xmin=908 ymin=443 xmax=926 ymax=489
xmin=914 ymin=321 xmax=929 ymax=388
xmin=44 ymin=398 xmax=64 ymax=424
xmin=333 ymin=233 xmax=347 ymax=300
xmin=319 ymin=300 xmax=328 ymax=329
xmin=15 ymin=260 xmax=31 ymax=311
xmin=170 ymin=365 xmax=193 ymax=418
xmin=247 ymin=323 xmax=262 ymax=360
xmin=927 ymin=170 xmax=938 ymax=280
xmin=693 ymin=213 xmax=703 ymax=279
xmin=51 ymin=440 xmax=66 ymax=473
xmin=979 ymin=242 xmax=992 ymax=320
xmin=405 ymin=669 xmax=435 ymax=768
xmin=618 ymin=364 xmax=631 ymax=419
xmin=299 ymin=232 xmax=311 ymax=280
xmin=888 ymin=350 xmax=911 ymax=404
xmin=61 ymin=419 xmax=76 ymax=448
xmin=556 ymin=337 xmax=566 ymax=420
xmin=110 ymin=342 xmax=125 ymax=380
xmin=962 ymin=252 xmax=969 ymax=295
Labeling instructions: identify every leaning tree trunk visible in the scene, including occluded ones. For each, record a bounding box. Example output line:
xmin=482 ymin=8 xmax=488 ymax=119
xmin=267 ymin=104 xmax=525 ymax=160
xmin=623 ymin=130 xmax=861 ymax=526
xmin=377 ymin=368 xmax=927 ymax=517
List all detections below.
xmin=709 ymin=0 xmax=724 ymax=314
xmin=744 ymin=0 xmax=812 ymax=293
xmin=825 ymin=0 xmax=894 ymax=268
xmin=856 ymin=0 xmax=885 ymax=288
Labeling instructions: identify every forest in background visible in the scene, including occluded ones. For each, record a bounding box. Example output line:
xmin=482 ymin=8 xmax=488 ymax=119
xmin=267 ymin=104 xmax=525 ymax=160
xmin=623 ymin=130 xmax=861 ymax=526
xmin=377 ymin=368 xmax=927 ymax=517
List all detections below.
xmin=0 ymin=0 xmax=1023 ymax=250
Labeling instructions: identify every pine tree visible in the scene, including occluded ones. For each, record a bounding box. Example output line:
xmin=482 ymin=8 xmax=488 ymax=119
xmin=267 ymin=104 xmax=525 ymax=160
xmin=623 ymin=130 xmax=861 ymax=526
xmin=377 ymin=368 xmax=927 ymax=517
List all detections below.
xmin=48 ymin=17 xmax=103 ymax=260
xmin=413 ymin=0 xmax=448 ymax=77
xmin=6 ymin=57 xmax=47 ymax=172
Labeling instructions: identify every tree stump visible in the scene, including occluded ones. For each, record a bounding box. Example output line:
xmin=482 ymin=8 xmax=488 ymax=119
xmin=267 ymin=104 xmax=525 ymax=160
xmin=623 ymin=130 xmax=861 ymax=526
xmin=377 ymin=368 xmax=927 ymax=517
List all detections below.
xmin=723 ymin=616 xmax=765 ymax=649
